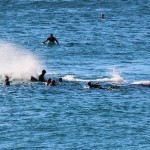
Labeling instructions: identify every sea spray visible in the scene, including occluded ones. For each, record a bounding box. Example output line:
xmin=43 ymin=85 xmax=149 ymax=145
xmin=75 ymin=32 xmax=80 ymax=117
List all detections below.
xmin=0 ymin=41 xmax=43 ymax=80
xmin=106 ymin=67 xmax=125 ymax=83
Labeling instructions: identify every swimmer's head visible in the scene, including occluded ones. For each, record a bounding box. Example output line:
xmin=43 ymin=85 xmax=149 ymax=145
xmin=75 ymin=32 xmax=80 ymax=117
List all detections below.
xmin=101 ymin=14 xmax=104 ymax=18
xmin=59 ymin=78 xmax=62 ymax=82
xmin=42 ymin=70 xmax=46 ymax=74
xmin=48 ymin=78 xmax=51 ymax=83
xmin=88 ymin=82 xmax=92 ymax=86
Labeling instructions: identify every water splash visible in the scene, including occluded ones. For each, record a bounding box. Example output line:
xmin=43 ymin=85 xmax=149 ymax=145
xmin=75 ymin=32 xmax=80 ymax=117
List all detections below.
xmin=62 ymin=68 xmax=125 ymax=83
xmin=62 ymin=75 xmax=76 ymax=81
xmin=0 ymin=41 xmax=42 ymax=81
xmin=105 ymin=67 xmax=125 ymax=83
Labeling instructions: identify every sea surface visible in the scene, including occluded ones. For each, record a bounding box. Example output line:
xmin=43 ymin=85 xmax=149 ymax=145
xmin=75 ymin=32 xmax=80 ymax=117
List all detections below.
xmin=0 ymin=0 xmax=150 ymax=149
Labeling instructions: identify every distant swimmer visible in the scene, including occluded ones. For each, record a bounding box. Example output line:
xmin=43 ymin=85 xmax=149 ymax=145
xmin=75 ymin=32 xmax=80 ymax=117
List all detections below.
xmin=88 ymin=81 xmax=103 ymax=89
xmin=100 ymin=13 xmax=105 ymax=19
xmin=45 ymin=78 xmax=56 ymax=86
xmin=43 ymin=33 xmax=59 ymax=45
xmin=39 ymin=70 xmax=46 ymax=82
xmin=45 ymin=78 xmax=52 ymax=86
xmin=88 ymin=81 xmax=119 ymax=90
xmin=51 ymin=80 xmax=56 ymax=86
xmin=59 ymin=77 xmax=62 ymax=83
xmin=4 ymin=76 xmax=10 ymax=86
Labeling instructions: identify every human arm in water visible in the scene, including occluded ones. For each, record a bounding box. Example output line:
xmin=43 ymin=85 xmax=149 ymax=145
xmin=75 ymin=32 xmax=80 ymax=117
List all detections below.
xmin=43 ymin=38 xmax=49 ymax=44
xmin=43 ymin=38 xmax=59 ymax=44
xmin=54 ymin=37 xmax=59 ymax=44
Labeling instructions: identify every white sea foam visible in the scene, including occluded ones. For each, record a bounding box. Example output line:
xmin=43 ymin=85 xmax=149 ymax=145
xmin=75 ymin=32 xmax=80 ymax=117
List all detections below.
xmin=62 ymin=68 xmax=125 ymax=83
xmin=131 ymin=80 xmax=150 ymax=85
xmin=0 ymin=41 xmax=42 ymax=81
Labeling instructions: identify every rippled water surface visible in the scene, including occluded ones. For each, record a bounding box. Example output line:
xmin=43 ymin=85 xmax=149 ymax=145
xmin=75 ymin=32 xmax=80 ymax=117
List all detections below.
xmin=0 ymin=0 xmax=150 ymax=149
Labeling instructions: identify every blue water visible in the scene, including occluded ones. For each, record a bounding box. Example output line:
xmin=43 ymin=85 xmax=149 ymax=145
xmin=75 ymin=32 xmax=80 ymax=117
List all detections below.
xmin=0 ymin=1 xmax=150 ymax=149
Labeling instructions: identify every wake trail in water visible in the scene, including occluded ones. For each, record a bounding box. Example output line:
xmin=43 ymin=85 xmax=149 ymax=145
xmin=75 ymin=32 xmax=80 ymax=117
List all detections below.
xmin=62 ymin=68 xmax=125 ymax=84
xmin=0 ymin=41 xmax=43 ymax=81
xmin=131 ymin=80 xmax=150 ymax=87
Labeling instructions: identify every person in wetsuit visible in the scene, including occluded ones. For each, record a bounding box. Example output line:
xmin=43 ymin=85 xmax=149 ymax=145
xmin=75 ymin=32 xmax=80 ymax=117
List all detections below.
xmin=4 ymin=76 xmax=10 ymax=86
xmin=43 ymin=34 xmax=59 ymax=44
xmin=39 ymin=70 xmax=46 ymax=82
xmin=88 ymin=81 xmax=103 ymax=89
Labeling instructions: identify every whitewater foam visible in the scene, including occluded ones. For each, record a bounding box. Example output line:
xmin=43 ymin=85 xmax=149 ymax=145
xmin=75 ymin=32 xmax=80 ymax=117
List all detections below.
xmin=0 ymin=41 xmax=43 ymax=81
xmin=62 ymin=68 xmax=125 ymax=83
xmin=131 ymin=80 xmax=150 ymax=85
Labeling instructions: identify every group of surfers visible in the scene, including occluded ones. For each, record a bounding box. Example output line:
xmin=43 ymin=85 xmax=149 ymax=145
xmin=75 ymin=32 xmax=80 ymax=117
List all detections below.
xmin=4 ymin=69 xmax=119 ymax=90
xmin=31 ymin=70 xmax=62 ymax=86
xmin=4 ymin=32 xmax=149 ymax=89
xmin=4 ymin=70 xmax=62 ymax=86
xmin=3 ymin=70 xmax=150 ymax=89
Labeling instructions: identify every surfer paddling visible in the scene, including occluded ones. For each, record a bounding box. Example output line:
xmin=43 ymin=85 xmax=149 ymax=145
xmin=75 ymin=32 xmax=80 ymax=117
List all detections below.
xmin=88 ymin=81 xmax=103 ymax=89
xmin=43 ymin=33 xmax=59 ymax=45
xmin=87 ymin=81 xmax=119 ymax=90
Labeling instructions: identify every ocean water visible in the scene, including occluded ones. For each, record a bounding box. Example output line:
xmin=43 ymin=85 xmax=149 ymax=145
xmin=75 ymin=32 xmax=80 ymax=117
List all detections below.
xmin=0 ymin=0 xmax=150 ymax=149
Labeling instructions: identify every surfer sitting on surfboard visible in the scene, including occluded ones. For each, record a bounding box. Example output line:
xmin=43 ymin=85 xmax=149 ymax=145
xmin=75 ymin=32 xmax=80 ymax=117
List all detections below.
xmin=39 ymin=70 xmax=46 ymax=82
xmin=31 ymin=70 xmax=47 ymax=82
xmin=43 ymin=33 xmax=59 ymax=45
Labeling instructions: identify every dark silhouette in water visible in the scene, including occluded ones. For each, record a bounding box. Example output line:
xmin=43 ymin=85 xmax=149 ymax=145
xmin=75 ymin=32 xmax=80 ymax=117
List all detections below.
xmin=88 ymin=81 xmax=120 ymax=90
xmin=39 ymin=70 xmax=46 ymax=82
xmin=45 ymin=78 xmax=56 ymax=86
xmin=31 ymin=70 xmax=46 ymax=82
xmin=101 ymin=14 xmax=105 ymax=19
xmin=88 ymin=81 xmax=103 ymax=89
xmin=51 ymin=80 xmax=56 ymax=86
xmin=45 ymin=78 xmax=52 ymax=86
xmin=4 ymin=76 xmax=10 ymax=86
xmin=43 ymin=33 xmax=59 ymax=45
xmin=59 ymin=77 xmax=62 ymax=83
xmin=31 ymin=76 xmax=38 ymax=82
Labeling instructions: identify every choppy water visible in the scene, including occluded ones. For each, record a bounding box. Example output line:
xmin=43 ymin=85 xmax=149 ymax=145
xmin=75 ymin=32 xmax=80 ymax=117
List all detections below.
xmin=0 ymin=0 xmax=150 ymax=149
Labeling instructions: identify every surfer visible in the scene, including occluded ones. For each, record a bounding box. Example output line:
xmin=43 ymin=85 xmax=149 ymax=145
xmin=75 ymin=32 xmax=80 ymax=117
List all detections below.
xmin=43 ymin=33 xmax=59 ymax=44
xmin=31 ymin=70 xmax=47 ymax=82
xmin=100 ymin=13 xmax=105 ymax=19
xmin=39 ymin=70 xmax=47 ymax=82
xmin=51 ymin=80 xmax=56 ymax=86
xmin=45 ymin=79 xmax=56 ymax=86
xmin=4 ymin=76 xmax=10 ymax=86
xmin=88 ymin=81 xmax=119 ymax=90
xmin=45 ymin=78 xmax=52 ymax=86
xmin=59 ymin=77 xmax=62 ymax=83
xmin=88 ymin=81 xmax=103 ymax=89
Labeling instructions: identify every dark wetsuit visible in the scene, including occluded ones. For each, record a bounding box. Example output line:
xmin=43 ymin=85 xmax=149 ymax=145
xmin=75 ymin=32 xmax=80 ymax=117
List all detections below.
xmin=43 ymin=34 xmax=59 ymax=44
xmin=5 ymin=77 xmax=10 ymax=86
xmin=88 ymin=82 xmax=103 ymax=89
xmin=39 ymin=74 xmax=45 ymax=82
xmin=47 ymin=37 xmax=57 ymax=43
